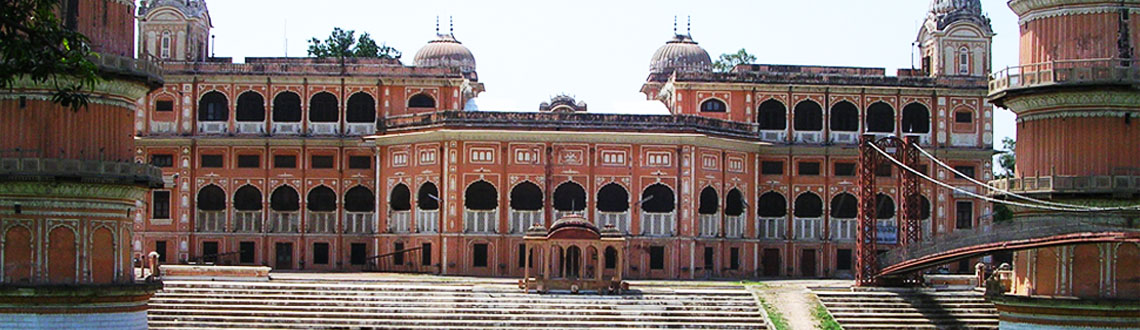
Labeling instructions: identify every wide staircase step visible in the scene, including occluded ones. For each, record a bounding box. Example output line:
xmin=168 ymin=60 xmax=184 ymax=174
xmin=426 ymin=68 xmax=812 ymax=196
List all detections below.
xmin=149 ymin=277 xmax=769 ymax=329
xmin=811 ymin=288 xmax=999 ymax=330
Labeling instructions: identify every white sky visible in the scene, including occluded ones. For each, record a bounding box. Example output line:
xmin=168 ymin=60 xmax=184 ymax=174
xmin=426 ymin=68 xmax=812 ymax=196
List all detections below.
xmin=205 ymin=0 xmax=1018 ymax=153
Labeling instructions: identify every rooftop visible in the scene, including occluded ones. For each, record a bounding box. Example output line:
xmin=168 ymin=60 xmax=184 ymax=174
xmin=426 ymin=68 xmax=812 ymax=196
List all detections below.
xmin=660 ymin=63 xmax=989 ymax=89
xmin=161 ymin=57 xmax=464 ymax=78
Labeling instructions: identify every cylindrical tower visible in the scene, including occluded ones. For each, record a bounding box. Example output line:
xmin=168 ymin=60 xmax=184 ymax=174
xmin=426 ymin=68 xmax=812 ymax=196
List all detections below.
xmin=0 ymin=0 xmax=164 ymax=328
xmin=989 ymin=0 xmax=1140 ymax=328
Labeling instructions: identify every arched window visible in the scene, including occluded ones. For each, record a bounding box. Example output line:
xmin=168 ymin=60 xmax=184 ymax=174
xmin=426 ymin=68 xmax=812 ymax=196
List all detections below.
xmin=346 ymin=92 xmax=376 ymax=123
xmin=270 ymin=186 xmax=300 ymax=211
xmin=757 ymin=99 xmax=787 ymax=130
xmin=307 ymin=186 xmax=336 ymax=212
xmin=345 ymin=186 xmax=374 ymax=212
xmin=902 ymin=103 xmax=930 ymax=134
xmin=553 ymin=182 xmax=586 ymax=212
xmin=596 ymin=183 xmax=629 ymax=213
xmin=417 ymin=182 xmax=439 ymax=210
xmin=161 ymin=31 xmax=171 ymax=59
xmin=757 ymin=192 xmax=787 ymax=217
xmin=308 ymin=92 xmax=338 ymax=123
xmin=830 ymin=101 xmax=859 ymax=132
xmin=273 ymin=92 xmax=302 ymax=122
xmin=604 ymin=246 xmax=618 ymax=269
xmin=866 ymin=102 xmax=895 ymax=133
xmin=510 ymin=182 xmax=543 ymax=211
xmin=197 ymin=185 xmax=225 ymax=210
xmin=640 ymin=184 xmax=675 ymax=213
xmin=233 ymin=185 xmax=262 ymax=211
xmin=236 ymin=92 xmax=265 ymax=122
xmin=389 ymin=184 xmax=411 ymax=211
xmin=793 ymin=193 xmax=823 ymax=218
xmin=408 ymin=94 xmax=436 ymax=108
xmin=198 ymin=91 xmax=229 ymax=122
xmin=700 ymin=99 xmax=727 ymax=113
xmin=919 ymin=195 xmax=931 ymax=220
xmin=793 ymin=101 xmax=823 ymax=131
xmin=875 ymin=194 xmax=896 ymax=219
xmin=959 ymin=47 xmax=970 ymax=74
xmin=698 ymin=186 xmax=718 ymax=215
xmin=464 ymin=181 xmax=498 ymax=210
xmin=830 ymin=193 xmax=857 ymax=218
xmin=725 ymin=189 xmax=745 ymax=217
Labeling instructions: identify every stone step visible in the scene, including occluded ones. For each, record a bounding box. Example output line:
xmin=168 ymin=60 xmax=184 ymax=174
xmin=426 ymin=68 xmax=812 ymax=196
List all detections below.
xmin=149 ymin=308 xmax=766 ymax=323
xmin=838 ymin=325 xmax=997 ymax=330
xmin=167 ymin=280 xmax=751 ymax=294
xmin=149 ymin=302 xmax=762 ymax=316
xmin=833 ymin=312 xmax=999 ymax=319
xmin=823 ymin=301 xmax=993 ymax=307
xmin=147 ymin=315 xmax=768 ymax=329
xmin=150 ymin=298 xmax=759 ymax=312
xmin=828 ymin=307 xmax=998 ymax=314
xmin=158 ymin=285 xmax=756 ymax=299
xmin=152 ymin=292 xmax=756 ymax=307
xmin=833 ymin=317 xmax=998 ymax=325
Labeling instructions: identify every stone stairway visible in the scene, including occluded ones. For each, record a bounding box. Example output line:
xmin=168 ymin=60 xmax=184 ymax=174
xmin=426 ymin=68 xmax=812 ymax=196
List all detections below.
xmin=812 ymin=288 xmax=999 ymax=329
xmin=148 ymin=276 xmax=768 ymax=329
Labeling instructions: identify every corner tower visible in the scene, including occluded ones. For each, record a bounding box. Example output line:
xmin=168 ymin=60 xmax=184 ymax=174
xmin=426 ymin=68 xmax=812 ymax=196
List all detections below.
xmin=138 ymin=0 xmax=213 ymax=61
xmin=917 ymin=0 xmax=994 ymax=77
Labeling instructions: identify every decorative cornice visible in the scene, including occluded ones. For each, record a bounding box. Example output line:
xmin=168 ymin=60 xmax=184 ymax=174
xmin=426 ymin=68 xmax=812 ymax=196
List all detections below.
xmin=1017 ymin=4 xmax=1140 ymax=25
xmin=1003 ymin=90 xmax=1140 ymax=114
xmin=0 ymin=181 xmax=149 ymax=202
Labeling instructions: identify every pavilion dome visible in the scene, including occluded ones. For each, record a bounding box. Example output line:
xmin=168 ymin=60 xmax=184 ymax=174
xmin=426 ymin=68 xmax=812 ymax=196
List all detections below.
xmin=925 ymin=0 xmax=992 ymax=33
xmin=649 ymin=34 xmax=712 ymax=75
xmin=547 ymin=214 xmax=601 ymax=240
xmin=414 ymin=33 xmax=476 ymax=74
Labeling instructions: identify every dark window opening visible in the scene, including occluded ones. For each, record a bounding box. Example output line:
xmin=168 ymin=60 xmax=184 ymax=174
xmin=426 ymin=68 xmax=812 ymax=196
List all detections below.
xmin=729 ymin=247 xmax=740 ymax=270
xmin=418 ymin=182 xmax=440 ymax=210
xmin=393 ymin=242 xmax=404 ymax=265
xmin=919 ymin=196 xmax=932 ymax=220
xmin=793 ymin=101 xmax=823 ymax=131
xmin=156 ymin=100 xmax=174 ymax=112
xmin=350 ymin=243 xmax=366 ymax=265
xmin=518 ymin=244 xmax=527 ymax=268
xmin=473 ymin=243 xmax=489 ymax=268
xmin=757 ymin=192 xmax=787 ymax=217
xmin=201 ymin=155 xmax=224 ymax=168
xmin=155 ymin=241 xmax=167 ymax=263
xmin=197 ymin=91 xmax=229 ymax=122
xmin=346 ymin=93 xmax=376 ymax=123
xmin=237 ymin=155 xmax=260 ymax=168
xmin=703 ymin=247 xmax=714 ymax=270
xmin=270 ymin=186 xmax=300 ymax=211
xmin=798 ymin=161 xmax=821 ymax=176
xmin=344 ymin=186 xmax=375 ymax=212
xmin=152 ymin=191 xmax=171 ymax=219
xmin=954 ymin=166 xmax=976 ymax=179
xmin=553 ymin=182 xmax=587 ymax=212
xmin=311 ymin=155 xmax=334 ymax=169
xmin=605 ymin=247 xmax=618 ymax=269
xmin=240 ymin=242 xmax=255 ymax=264
xmin=313 ymin=243 xmax=329 ymax=265
xmin=700 ymin=99 xmax=727 ymax=113
xmin=649 ymin=246 xmax=665 ymax=270
xmin=150 ymin=154 xmax=174 ymax=168
xmin=421 ymin=243 xmax=432 ymax=266
xmin=866 ymin=102 xmax=895 ymax=133
xmin=794 ymin=193 xmax=823 ymax=218
xmin=389 ymin=184 xmax=411 ymax=211
xmin=201 ymin=241 xmax=219 ymax=263
xmin=698 ymin=187 xmax=719 ymax=215
xmin=509 ymin=182 xmax=543 ymax=211
xmin=63 ymin=0 xmax=79 ymax=30
xmin=273 ymin=155 xmax=297 ymax=168
xmin=902 ymin=103 xmax=930 ymax=134
xmin=955 ymin=111 xmax=973 ymax=124
xmin=830 ymin=102 xmax=859 ymax=132
xmin=307 ymin=187 xmax=336 ymax=212
xmin=830 ymin=193 xmax=857 ymax=219
xmin=408 ymin=94 xmax=436 ymax=108
xmin=597 ymin=183 xmax=630 ymax=213
xmin=837 ymin=249 xmax=853 ymax=271
xmin=236 ymin=92 xmax=265 ymax=122
xmin=465 ymin=181 xmax=498 ymax=210
xmin=348 ymin=156 xmax=371 ymax=169
xmin=876 ymin=194 xmax=896 ymax=219
xmin=308 ymin=92 xmax=339 ymax=123
xmin=272 ymin=92 xmax=302 ymax=122
xmin=233 ymin=186 xmax=262 ymax=211
xmin=757 ymin=100 xmax=787 ymax=130
xmin=834 ymin=162 xmax=856 ymax=176
xmin=761 ymin=161 xmax=784 ymax=175
xmin=641 ymin=184 xmax=675 ymax=213
xmin=196 ymin=185 xmax=225 ymax=211
xmin=725 ymin=189 xmax=745 ymax=217
xmin=956 ymin=201 xmax=974 ymax=229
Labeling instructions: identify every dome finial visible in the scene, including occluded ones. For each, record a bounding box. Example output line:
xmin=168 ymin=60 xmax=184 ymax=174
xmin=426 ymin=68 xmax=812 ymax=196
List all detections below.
xmin=449 ymin=16 xmax=454 ymax=34
xmin=435 ymin=16 xmax=440 ymax=35
xmin=687 ymin=15 xmax=691 ymax=36
xmin=673 ymin=16 xmax=677 ymax=35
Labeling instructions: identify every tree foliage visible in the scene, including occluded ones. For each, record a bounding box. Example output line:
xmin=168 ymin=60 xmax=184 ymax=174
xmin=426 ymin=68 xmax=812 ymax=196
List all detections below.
xmin=713 ymin=48 xmax=756 ymax=73
xmin=307 ymin=28 xmax=401 ymax=60
xmin=996 ymin=137 xmax=1016 ymax=179
xmin=1 ymin=0 xmax=101 ymax=110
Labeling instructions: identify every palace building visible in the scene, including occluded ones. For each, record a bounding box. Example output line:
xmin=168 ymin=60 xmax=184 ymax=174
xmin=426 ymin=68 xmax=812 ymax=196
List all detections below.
xmin=131 ymin=0 xmax=995 ymax=279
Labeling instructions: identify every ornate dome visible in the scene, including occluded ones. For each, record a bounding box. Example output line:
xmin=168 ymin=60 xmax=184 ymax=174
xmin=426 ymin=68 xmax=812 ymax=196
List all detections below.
xmin=925 ymin=0 xmax=992 ymax=33
xmin=649 ymin=34 xmax=712 ymax=75
xmin=414 ymin=33 xmax=476 ymax=74
xmin=929 ymin=0 xmax=982 ymax=16
xmin=547 ymin=214 xmax=601 ymax=240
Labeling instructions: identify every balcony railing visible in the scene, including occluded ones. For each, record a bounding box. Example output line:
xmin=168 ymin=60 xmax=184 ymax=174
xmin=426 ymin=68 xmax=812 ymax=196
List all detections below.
xmin=830 ymin=131 xmax=859 ymax=144
xmin=877 ymin=218 xmax=898 ymax=245
xmin=0 ymin=157 xmax=163 ymax=187
xmin=346 ymin=122 xmax=375 ymax=136
xmin=794 ymin=131 xmax=823 ymax=144
xmin=831 ymin=218 xmax=856 ymax=241
xmin=236 ymin=122 xmax=265 ymax=135
xmin=308 ymin=211 xmax=336 ymax=233
xmin=197 ymin=121 xmax=227 ymax=134
xmin=725 ymin=214 xmax=745 ymax=238
xmin=233 ymin=211 xmax=261 ymax=232
xmin=269 ymin=211 xmax=299 ymax=233
xmin=794 ymin=217 xmax=822 ymax=240
xmin=345 ymin=212 xmax=374 ymax=234
xmin=758 ymin=217 xmax=785 ymax=240
xmin=759 ymin=130 xmax=787 ymax=143
xmin=380 ymin=111 xmax=759 ymax=139
xmin=389 ymin=211 xmax=411 ymax=233
xmin=272 ymin=122 xmax=302 ymax=135
xmin=902 ymin=133 xmax=931 ymax=146
xmin=597 ymin=211 xmax=630 ymax=234
xmin=308 ymin=122 xmax=340 ymax=135
xmin=698 ymin=214 xmax=720 ymax=237
xmin=196 ymin=210 xmax=226 ymax=233
xmin=641 ymin=212 xmax=675 ymax=237
xmin=464 ymin=209 xmax=497 ymax=233
xmin=950 ymin=133 xmax=977 ymax=147
xmin=509 ymin=210 xmax=542 ymax=234
xmin=990 ymin=58 xmax=1140 ymax=94
xmin=417 ymin=208 xmax=439 ymax=233
xmin=988 ymin=175 xmax=1140 ymax=195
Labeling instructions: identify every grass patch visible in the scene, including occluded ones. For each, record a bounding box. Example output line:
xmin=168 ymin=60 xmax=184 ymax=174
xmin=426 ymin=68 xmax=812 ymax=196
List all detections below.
xmin=812 ymin=300 xmax=842 ymax=330
xmin=741 ymin=282 xmax=788 ymax=330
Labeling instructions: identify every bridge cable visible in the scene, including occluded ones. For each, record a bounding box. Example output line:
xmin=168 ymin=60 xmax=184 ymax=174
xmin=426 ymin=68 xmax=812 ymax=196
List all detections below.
xmin=913 ymin=144 xmax=1140 ymax=212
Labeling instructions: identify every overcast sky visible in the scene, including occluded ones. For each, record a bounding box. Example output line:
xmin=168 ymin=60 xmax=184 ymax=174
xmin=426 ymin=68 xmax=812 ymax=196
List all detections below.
xmin=204 ymin=0 xmax=1019 ymax=153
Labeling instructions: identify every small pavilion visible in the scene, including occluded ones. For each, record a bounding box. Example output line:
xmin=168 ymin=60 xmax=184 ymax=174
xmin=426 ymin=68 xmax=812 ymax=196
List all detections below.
xmin=519 ymin=214 xmax=627 ymax=294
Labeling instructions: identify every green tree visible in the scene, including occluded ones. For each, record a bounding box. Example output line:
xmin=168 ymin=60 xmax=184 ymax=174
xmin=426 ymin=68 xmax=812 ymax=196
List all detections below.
xmin=308 ymin=28 xmax=401 ymax=60
xmin=996 ymin=137 xmax=1016 ymax=179
xmin=1 ymin=0 xmax=101 ymax=110
xmin=352 ymin=33 xmax=401 ymax=59
xmin=713 ymin=48 xmax=756 ymax=73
